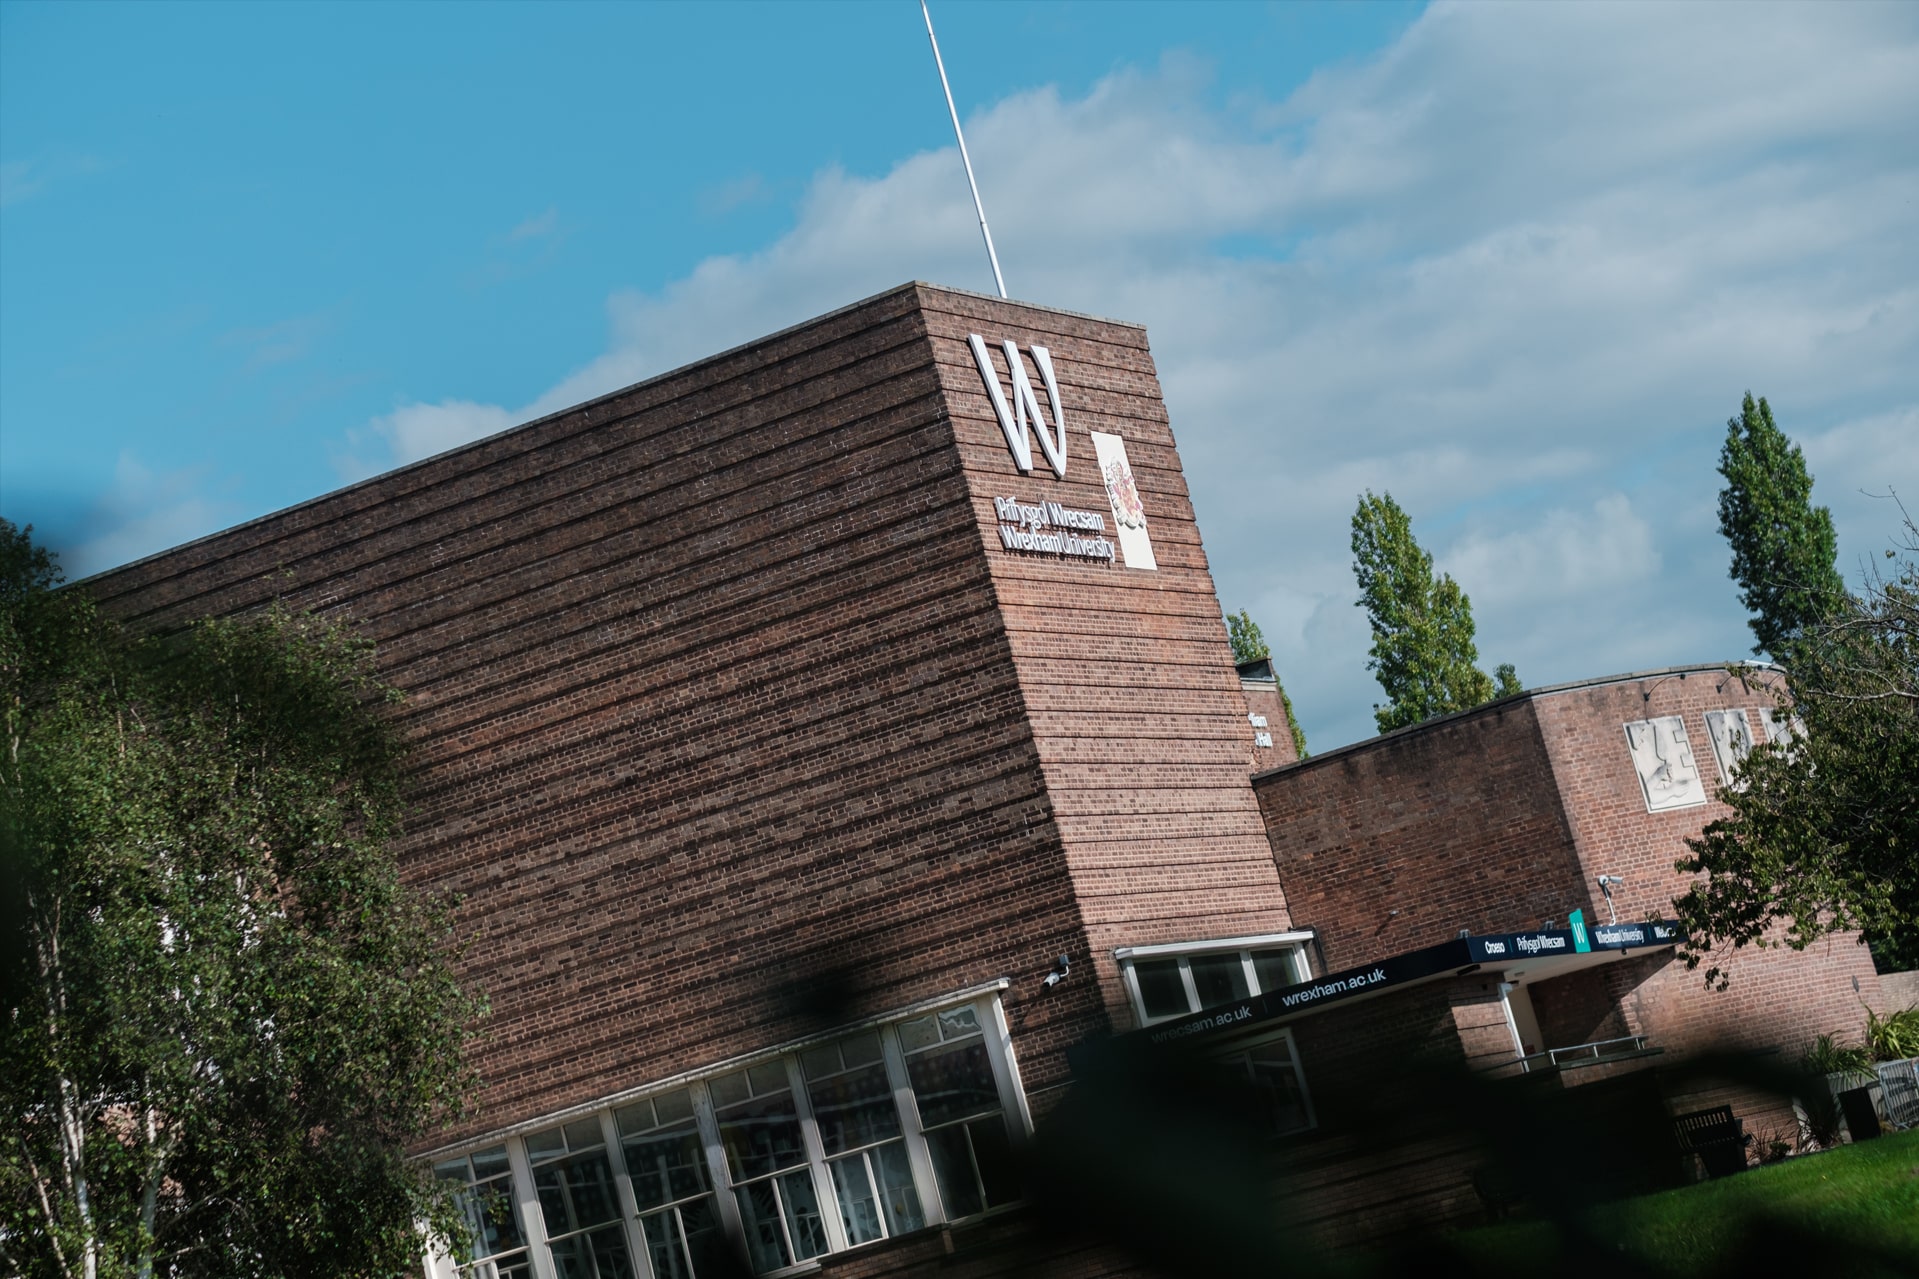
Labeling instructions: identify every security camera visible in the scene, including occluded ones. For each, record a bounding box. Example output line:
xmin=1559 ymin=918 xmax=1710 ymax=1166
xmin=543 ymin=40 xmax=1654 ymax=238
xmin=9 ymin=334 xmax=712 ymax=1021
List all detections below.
xmin=1042 ymin=955 xmax=1071 ymax=989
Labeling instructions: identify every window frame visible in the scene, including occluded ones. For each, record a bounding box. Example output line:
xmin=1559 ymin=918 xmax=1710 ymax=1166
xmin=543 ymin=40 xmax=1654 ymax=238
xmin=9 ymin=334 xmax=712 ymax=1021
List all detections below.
xmin=421 ymin=988 xmax=1027 ymax=1279
xmin=433 ymin=1144 xmax=535 ymax=1279
xmin=1114 ymin=933 xmax=1315 ymax=1028
xmin=1220 ymin=1027 xmax=1317 ymax=1137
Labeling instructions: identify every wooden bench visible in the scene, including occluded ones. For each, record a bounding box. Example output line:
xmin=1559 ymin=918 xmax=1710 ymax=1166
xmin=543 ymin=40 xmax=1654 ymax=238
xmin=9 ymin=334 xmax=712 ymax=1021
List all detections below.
xmin=1673 ymin=1105 xmax=1749 ymax=1178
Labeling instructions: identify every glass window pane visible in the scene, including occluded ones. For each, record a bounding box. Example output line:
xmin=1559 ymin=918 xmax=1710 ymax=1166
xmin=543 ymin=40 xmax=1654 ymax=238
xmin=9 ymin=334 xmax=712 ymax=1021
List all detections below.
xmin=473 ymin=1181 xmax=525 ymax=1256
xmin=871 ymin=1140 xmax=925 ymax=1235
xmin=1251 ymin=949 xmax=1299 ymax=995
xmin=779 ymin=1169 xmax=829 ymax=1261
xmin=808 ymin=1061 xmax=901 ymax=1155
xmin=906 ymin=1040 xmax=1000 ymax=1128
xmin=707 ymin=1071 xmax=750 ymax=1109
xmin=678 ymin=1197 xmax=727 ymax=1279
xmin=734 ymin=1181 xmax=791 ymax=1273
xmin=829 ymin=1153 xmax=884 ymax=1245
xmin=547 ymin=1224 xmax=634 ymax=1279
xmin=924 ymin=1124 xmax=982 ymax=1219
xmin=613 ymin=1100 xmax=656 ymax=1136
xmin=800 ymin=1044 xmax=842 ymax=1080
xmin=641 ymin=1198 xmax=727 ymax=1279
xmin=655 ymin=1089 xmax=695 ymax=1127
xmin=525 ymin=1126 xmax=568 ymax=1160
xmin=1133 ymin=959 xmax=1190 ymax=1018
xmin=937 ymin=1006 xmax=980 ymax=1039
xmin=470 ymin=1255 xmax=534 ymax=1279
xmin=1248 ymin=1040 xmax=1311 ymax=1135
xmin=748 ymin=1061 xmax=790 ymax=1096
xmin=563 ymin=1118 xmax=605 ymax=1151
xmin=641 ymin=1209 xmax=690 ymax=1279
xmin=967 ymin=1115 xmax=1020 ymax=1210
xmin=434 ymin=1156 xmax=470 ymax=1182
xmin=896 ymin=1015 xmax=939 ymax=1053
xmin=533 ymin=1151 xmax=618 ymax=1235
xmin=470 ymin=1146 xmax=512 ymax=1181
xmin=1188 ymin=953 xmax=1250 ymax=1009
xmin=623 ymin=1125 xmax=708 ymax=1210
xmin=716 ymin=1090 xmax=805 ymax=1180
xmin=840 ymin=1031 xmax=883 ymax=1068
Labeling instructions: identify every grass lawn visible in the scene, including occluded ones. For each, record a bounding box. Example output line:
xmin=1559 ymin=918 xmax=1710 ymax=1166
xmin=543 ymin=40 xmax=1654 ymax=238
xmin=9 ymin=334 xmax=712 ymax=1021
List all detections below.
xmin=1448 ymin=1128 xmax=1919 ymax=1275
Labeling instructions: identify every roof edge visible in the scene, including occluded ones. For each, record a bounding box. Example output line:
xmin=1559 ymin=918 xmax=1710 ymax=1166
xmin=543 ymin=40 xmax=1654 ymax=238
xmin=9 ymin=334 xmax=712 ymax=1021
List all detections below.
xmin=73 ymin=281 xmax=1144 ymax=590
xmin=1255 ymin=661 xmax=1787 ymax=781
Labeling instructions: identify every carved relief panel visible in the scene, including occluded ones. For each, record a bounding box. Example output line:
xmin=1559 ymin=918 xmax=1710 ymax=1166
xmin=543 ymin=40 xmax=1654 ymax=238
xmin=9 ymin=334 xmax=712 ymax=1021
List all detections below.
xmin=1703 ymin=708 xmax=1754 ymax=789
xmin=1623 ymin=716 xmax=1708 ymax=812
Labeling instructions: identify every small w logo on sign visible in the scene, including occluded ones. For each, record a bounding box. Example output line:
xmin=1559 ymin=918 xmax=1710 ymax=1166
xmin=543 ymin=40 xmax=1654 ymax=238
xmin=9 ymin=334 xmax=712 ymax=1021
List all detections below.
xmin=968 ymin=334 xmax=1068 ymax=479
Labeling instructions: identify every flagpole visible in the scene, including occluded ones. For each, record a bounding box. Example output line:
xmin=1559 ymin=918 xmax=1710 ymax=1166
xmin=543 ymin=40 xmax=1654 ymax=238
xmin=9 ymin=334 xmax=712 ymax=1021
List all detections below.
xmin=921 ymin=0 xmax=1008 ymax=299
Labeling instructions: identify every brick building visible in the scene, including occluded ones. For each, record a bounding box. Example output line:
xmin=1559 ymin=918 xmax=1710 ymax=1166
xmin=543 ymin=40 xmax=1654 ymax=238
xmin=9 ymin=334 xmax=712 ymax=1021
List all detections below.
xmin=83 ymin=284 xmax=1881 ymax=1278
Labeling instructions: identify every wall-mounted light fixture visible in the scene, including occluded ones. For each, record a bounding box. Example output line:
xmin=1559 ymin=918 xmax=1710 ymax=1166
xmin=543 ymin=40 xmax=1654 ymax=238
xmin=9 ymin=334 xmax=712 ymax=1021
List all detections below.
xmin=1597 ymin=874 xmax=1625 ymax=924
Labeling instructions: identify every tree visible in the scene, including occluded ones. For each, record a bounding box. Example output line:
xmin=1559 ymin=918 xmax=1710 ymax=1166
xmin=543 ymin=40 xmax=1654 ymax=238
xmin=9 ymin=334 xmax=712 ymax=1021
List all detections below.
xmin=0 ymin=520 xmax=481 ymax=1279
xmin=1717 ymin=393 xmax=1846 ymax=661
xmin=1226 ymin=609 xmax=1268 ymax=665
xmin=1226 ymin=609 xmax=1309 ymax=759
xmin=1350 ymin=491 xmax=1519 ymax=733
xmin=1678 ymin=506 xmax=1919 ymax=984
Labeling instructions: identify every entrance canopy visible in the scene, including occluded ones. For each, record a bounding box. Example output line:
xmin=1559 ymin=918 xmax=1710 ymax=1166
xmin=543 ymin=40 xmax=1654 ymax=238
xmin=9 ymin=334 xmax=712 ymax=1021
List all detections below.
xmin=1099 ymin=920 xmax=1683 ymax=1058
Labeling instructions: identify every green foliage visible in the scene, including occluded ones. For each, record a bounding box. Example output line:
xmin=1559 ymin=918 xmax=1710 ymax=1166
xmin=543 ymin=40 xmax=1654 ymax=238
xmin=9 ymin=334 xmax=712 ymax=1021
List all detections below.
xmin=1678 ymin=509 xmax=1919 ymax=987
xmin=1276 ymin=679 xmax=1309 ymax=760
xmin=0 ymin=520 xmax=481 ymax=1278
xmin=1800 ymin=1032 xmax=1872 ymax=1076
xmin=1493 ymin=663 xmax=1523 ymax=698
xmin=1350 ymin=491 xmax=1519 ymax=733
xmin=1717 ymin=393 xmax=1847 ymax=661
xmin=1865 ymin=1005 xmax=1919 ymax=1063
xmin=1451 ymin=1129 xmax=1919 ymax=1274
xmin=1226 ymin=608 xmax=1269 ymax=663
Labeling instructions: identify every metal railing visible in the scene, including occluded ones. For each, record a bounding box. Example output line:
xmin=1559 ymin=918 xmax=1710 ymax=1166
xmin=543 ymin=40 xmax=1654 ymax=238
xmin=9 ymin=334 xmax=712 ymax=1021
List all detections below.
xmin=1879 ymin=1058 xmax=1919 ymax=1128
xmin=1517 ymin=1035 xmax=1651 ymax=1073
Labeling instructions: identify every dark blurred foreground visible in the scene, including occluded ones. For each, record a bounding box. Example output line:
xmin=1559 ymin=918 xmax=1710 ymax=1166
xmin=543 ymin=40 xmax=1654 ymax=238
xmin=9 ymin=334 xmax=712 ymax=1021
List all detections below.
xmin=997 ymin=1040 xmax=1918 ymax=1279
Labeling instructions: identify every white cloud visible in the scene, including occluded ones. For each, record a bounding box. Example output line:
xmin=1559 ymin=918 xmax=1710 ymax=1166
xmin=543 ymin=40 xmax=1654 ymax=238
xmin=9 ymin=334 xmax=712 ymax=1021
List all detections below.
xmin=64 ymin=453 xmax=236 ymax=580
xmin=508 ymin=207 xmax=560 ymax=242
xmin=337 ymin=1 xmax=1919 ymax=749
xmin=1445 ymin=494 xmax=1659 ymax=608
xmin=339 ymin=400 xmax=519 ymax=480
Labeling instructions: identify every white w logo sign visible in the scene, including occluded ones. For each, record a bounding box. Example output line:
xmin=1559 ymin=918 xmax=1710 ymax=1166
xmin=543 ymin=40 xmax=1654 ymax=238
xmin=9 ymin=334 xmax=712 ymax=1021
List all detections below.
xmin=968 ymin=334 xmax=1068 ymax=479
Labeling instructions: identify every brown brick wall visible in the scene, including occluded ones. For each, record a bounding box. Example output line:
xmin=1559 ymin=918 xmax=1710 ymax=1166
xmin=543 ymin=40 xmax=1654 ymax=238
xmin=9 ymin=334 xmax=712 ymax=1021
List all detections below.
xmin=1240 ymin=676 xmax=1300 ymax=774
xmin=922 ymin=293 xmax=1295 ymax=1028
xmin=1250 ymin=697 xmax=1583 ymax=973
xmin=1530 ymin=671 xmax=1884 ymax=1061
xmin=81 ymin=283 xmax=1295 ymax=1159
xmin=84 ymin=285 xmax=1134 ymax=1147
xmin=1248 ymin=666 xmax=1886 ymax=1162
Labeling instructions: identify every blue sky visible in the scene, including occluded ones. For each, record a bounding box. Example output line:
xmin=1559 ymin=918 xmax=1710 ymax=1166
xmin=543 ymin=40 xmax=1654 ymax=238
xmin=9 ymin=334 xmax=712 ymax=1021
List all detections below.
xmin=3 ymin=1 xmax=1915 ymax=751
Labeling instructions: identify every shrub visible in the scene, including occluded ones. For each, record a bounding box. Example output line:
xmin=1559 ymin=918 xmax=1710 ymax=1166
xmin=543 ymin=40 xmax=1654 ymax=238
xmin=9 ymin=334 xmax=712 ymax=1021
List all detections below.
xmin=1865 ymin=1005 xmax=1919 ymax=1062
xmin=1801 ymin=1032 xmax=1872 ymax=1075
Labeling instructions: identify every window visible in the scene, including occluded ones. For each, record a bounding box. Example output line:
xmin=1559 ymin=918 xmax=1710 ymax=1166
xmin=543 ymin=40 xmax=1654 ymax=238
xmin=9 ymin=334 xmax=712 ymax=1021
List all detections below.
xmin=1116 ymin=935 xmax=1313 ymax=1027
xmin=802 ymin=1032 xmax=925 ymax=1245
xmin=710 ymin=1061 xmax=829 ymax=1272
xmin=615 ymin=1089 xmax=726 ymax=1279
xmin=526 ymin=1118 xmax=635 ymax=1279
xmin=424 ymin=993 xmax=1026 ymax=1279
xmin=434 ymin=1145 xmax=531 ymax=1279
xmin=896 ymin=1006 xmax=1020 ymax=1219
xmin=1220 ymin=1032 xmax=1315 ymax=1137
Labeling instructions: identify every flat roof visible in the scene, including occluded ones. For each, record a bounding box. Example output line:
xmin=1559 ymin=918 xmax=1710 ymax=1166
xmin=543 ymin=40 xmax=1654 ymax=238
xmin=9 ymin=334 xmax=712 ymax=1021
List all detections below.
xmin=1252 ymin=663 xmax=1785 ymax=781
